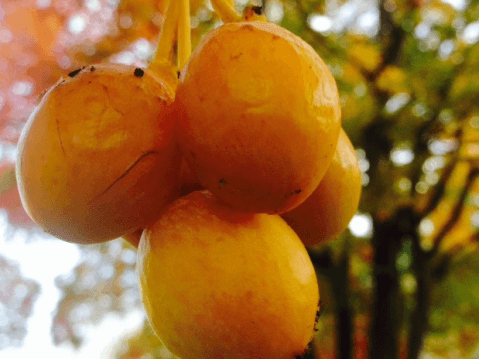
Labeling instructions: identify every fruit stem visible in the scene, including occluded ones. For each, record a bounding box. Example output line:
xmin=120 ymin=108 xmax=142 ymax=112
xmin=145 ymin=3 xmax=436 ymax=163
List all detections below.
xmin=151 ymin=0 xmax=180 ymax=66
xmin=210 ymin=0 xmax=242 ymax=23
xmin=122 ymin=229 xmax=143 ymax=248
xmin=177 ymin=0 xmax=191 ymax=70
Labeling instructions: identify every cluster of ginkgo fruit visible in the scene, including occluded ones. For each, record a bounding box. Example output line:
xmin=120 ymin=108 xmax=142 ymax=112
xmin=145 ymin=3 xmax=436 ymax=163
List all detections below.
xmin=16 ymin=0 xmax=362 ymax=358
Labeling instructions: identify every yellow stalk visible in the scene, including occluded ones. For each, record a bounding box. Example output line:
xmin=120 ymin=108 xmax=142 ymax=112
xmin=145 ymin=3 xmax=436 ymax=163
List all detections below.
xmin=151 ymin=0 xmax=180 ymax=67
xmin=178 ymin=0 xmax=192 ymax=70
xmin=122 ymin=229 xmax=143 ymax=248
xmin=210 ymin=0 xmax=242 ymax=23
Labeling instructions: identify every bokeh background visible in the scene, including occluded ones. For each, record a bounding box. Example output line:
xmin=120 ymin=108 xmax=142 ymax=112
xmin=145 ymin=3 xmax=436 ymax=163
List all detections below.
xmin=1 ymin=0 xmax=479 ymax=358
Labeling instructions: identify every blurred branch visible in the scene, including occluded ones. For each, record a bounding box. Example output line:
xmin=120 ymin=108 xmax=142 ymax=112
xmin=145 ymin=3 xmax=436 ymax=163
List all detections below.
xmin=418 ymin=151 xmax=460 ymax=219
xmin=430 ymin=168 xmax=479 ymax=255
xmin=333 ymin=246 xmax=353 ymax=359
xmin=369 ymin=207 xmax=418 ymax=359
xmin=408 ymin=168 xmax=479 ymax=358
xmin=308 ymin=244 xmax=353 ymax=359
xmin=407 ymin=249 xmax=432 ymax=359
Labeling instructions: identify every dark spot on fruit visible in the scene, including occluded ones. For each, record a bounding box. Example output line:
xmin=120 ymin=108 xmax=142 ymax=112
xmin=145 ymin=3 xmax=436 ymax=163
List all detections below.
xmin=295 ymin=189 xmax=302 ymax=194
xmin=251 ymin=5 xmax=263 ymax=14
xmin=134 ymin=68 xmax=145 ymax=77
xmin=90 ymin=66 xmax=96 ymax=72
xmin=190 ymin=151 xmax=196 ymax=158
xmin=231 ymin=52 xmax=243 ymax=60
xmin=315 ymin=300 xmax=324 ymax=323
xmin=177 ymin=71 xmax=181 ymax=79
xmin=68 ymin=67 xmax=84 ymax=78
xmin=272 ymin=35 xmax=280 ymax=40
xmin=219 ymin=178 xmax=226 ymax=185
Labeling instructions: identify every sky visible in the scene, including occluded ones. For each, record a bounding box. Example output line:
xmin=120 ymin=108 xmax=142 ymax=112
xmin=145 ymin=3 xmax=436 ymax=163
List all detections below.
xmin=0 ymin=219 xmax=146 ymax=359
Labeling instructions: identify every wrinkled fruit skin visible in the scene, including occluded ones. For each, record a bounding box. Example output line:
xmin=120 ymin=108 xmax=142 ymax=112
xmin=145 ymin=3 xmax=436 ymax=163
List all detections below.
xmin=175 ymin=21 xmax=341 ymax=214
xmin=137 ymin=191 xmax=319 ymax=359
xmin=16 ymin=64 xmax=181 ymax=244
xmin=282 ymin=129 xmax=362 ymax=246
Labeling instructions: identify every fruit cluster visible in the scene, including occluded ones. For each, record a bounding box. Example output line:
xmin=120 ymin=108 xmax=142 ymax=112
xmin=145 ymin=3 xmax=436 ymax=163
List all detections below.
xmin=16 ymin=2 xmax=361 ymax=358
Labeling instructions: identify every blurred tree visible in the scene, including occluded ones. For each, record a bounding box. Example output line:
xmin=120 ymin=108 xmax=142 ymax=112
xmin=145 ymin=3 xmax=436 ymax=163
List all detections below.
xmin=0 ymin=255 xmax=39 ymax=349
xmin=1 ymin=0 xmax=479 ymax=358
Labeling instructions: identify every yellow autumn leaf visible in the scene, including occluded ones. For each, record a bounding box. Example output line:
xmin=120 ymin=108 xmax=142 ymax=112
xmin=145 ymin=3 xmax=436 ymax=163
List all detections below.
xmin=348 ymin=42 xmax=381 ymax=72
xmin=450 ymin=74 xmax=471 ymax=99
xmin=420 ymin=161 xmax=471 ymax=248
xmin=376 ymin=66 xmax=409 ymax=94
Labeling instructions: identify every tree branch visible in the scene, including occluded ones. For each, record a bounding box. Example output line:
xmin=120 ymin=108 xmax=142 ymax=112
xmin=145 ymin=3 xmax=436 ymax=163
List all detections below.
xmin=430 ymin=168 xmax=479 ymax=255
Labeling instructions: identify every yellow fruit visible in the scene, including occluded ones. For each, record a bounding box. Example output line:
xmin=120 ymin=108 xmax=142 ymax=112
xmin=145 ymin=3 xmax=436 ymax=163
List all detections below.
xmin=137 ymin=190 xmax=319 ymax=359
xmin=282 ymin=129 xmax=362 ymax=246
xmin=16 ymin=64 xmax=181 ymax=244
xmin=175 ymin=21 xmax=341 ymax=214
xmin=178 ymin=157 xmax=204 ymax=197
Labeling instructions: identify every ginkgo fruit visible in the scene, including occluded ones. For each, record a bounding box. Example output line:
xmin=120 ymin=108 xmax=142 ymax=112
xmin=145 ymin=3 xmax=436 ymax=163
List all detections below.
xmin=282 ymin=129 xmax=362 ymax=246
xmin=16 ymin=64 xmax=181 ymax=244
xmin=175 ymin=21 xmax=341 ymax=214
xmin=137 ymin=190 xmax=320 ymax=359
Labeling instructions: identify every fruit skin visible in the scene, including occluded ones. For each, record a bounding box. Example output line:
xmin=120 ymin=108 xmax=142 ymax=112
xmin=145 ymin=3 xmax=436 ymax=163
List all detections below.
xmin=175 ymin=21 xmax=341 ymax=214
xmin=137 ymin=190 xmax=319 ymax=359
xmin=16 ymin=64 xmax=181 ymax=244
xmin=282 ymin=129 xmax=362 ymax=246
xmin=178 ymin=157 xmax=204 ymax=197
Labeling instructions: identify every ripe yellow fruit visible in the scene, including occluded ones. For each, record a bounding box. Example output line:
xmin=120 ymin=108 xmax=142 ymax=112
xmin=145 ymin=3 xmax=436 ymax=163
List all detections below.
xmin=137 ymin=190 xmax=320 ymax=359
xmin=175 ymin=21 xmax=341 ymax=214
xmin=178 ymin=157 xmax=204 ymax=197
xmin=282 ymin=129 xmax=362 ymax=246
xmin=16 ymin=64 xmax=181 ymax=244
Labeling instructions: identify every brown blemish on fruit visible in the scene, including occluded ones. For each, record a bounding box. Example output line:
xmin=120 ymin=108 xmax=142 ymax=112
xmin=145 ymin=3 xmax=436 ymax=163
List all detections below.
xmin=295 ymin=299 xmax=322 ymax=358
xmin=101 ymin=84 xmax=125 ymax=116
xmin=56 ymin=118 xmax=65 ymax=156
xmin=134 ymin=68 xmax=145 ymax=78
xmin=90 ymin=66 xmax=96 ymax=72
xmin=295 ymin=189 xmax=302 ymax=194
xmin=90 ymin=151 xmax=159 ymax=202
xmin=68 ymin=67 xmax=84 ymax=78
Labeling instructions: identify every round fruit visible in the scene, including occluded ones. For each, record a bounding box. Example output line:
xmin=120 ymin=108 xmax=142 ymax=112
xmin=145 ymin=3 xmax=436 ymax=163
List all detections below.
xmin=175 ymin=21 xmax=341 ymax=214
xmin=16 ymin=64 xmax=181 ymax=244
xmin=137 ymin=190 xmax=319 ymax=359
xmin=178 ymin=157 xmax=204 ymax=197
xmin=282 ymin=129 xmax=362 ymax=246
